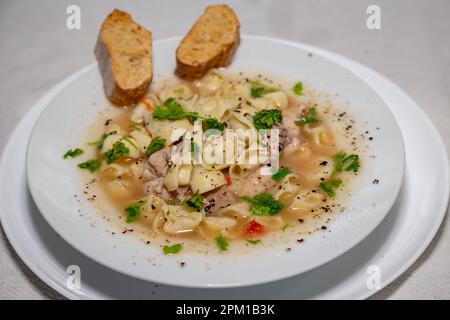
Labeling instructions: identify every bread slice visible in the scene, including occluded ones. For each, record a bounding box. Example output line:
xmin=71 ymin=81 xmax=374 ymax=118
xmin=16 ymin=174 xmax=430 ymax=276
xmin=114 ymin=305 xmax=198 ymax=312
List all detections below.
xmin=176 ymin=5 xmax=240 ymax=79
xmin=95 ymin=9 xmax=152 ymax=106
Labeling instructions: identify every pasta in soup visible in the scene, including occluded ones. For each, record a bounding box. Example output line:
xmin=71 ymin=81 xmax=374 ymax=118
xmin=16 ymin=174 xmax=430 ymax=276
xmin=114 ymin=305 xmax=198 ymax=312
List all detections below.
xmin=75 ymin=69 xmax=365 ymax=255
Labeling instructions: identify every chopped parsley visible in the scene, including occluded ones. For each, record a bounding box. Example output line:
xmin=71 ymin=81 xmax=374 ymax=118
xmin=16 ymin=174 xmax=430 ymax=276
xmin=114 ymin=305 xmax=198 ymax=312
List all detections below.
xmin=319 ymin=179 xmax=343 ymax=197
xmin=215 ymin=234 xmax=229 ymax=252
xmin=253 ymin=109 xmax=283 ymax=130
xmin=292 ymin=81 xmax=303 ymax=95
xmin=190 ymin=142 xmax=200 ymax=160
xmin=249 ymin=80 xmax=279 ymax=98
xmin=184 ymin=192 xmax=203 ymax=211
xmin=124 ymin=200 xmax=146 ymax=223
xmin=63 ymin=148 xmax=84 ymax=159
xmin=77 ymin=159 xmax=100 ymax=172
xmin=295 ymin=107 xmax=320 ymax=126
xmin=186 ymin=111 xmax=201 ymax=122
xmin=242 ymin=193 xmax=284 ymax=216
xmin=174 ymin=86 xmax=185 ymax=94
xmin=152 ymin=98 xmax=186 ymax=121
xmin=88 ymin=133 xmax=111 ymax=148
xmin=129 ymin=124 xmax=141 ymax=131
xmin=272 ymin=167 xmax=290 ymax=181
xmin=204 ymin=118 xmax=225 ymax=133
xmin=246 ymin=239 xmax=262 ymax=245
xmin=146 ymin=137 xmax=166 ymax=157
xmin=163 ymin=243 xmax=183 ymax=255
xmin=332 ymin=152 xmax=360 ymax=173
xmin=122 ymin=137 xmax=138 ymax=149
xmin=153 ymin=98 xmax=223 ymax=132
xmin=103 ymin=141 xmax=129 ymax=164
xmin=282 ymin=223 xmax=293 ymax=231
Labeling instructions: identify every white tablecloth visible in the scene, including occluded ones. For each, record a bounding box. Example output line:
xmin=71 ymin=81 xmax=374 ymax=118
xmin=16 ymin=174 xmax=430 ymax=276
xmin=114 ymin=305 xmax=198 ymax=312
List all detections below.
xmin=1 ymin=0 xmax=449 ymax=299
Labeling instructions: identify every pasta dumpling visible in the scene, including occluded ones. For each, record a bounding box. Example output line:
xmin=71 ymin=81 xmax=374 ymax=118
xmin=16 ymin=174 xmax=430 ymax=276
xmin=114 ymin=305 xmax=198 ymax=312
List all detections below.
xmin=189 ymin=165 xmax=226 ymax=194
xmin=158 ymin=84 xmax=194 ymax=101
xmin=130 ymin=129 xmax=152 ymax=155
xmin=162 ymin=205 xmax=203 ymax=234
xmin=144 ymin=113 xmax=192 ymax=144
xmin=274 ymin=173 xmax=301 ymax=202
xmin=164 ymin=164 xmax=193 ymax=192
xmin=203 ymin=216 xmax=237 ymax=235
xmin=193 ymin=69 xmax=225 ymax=96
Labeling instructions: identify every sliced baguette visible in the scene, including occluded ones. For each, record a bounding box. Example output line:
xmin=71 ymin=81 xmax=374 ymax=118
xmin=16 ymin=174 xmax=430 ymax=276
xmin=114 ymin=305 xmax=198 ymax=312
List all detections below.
xmin=95 ymin=9 xmax=152 ymax=106
xmin=176 ymin=5 xmax=240 ymax=79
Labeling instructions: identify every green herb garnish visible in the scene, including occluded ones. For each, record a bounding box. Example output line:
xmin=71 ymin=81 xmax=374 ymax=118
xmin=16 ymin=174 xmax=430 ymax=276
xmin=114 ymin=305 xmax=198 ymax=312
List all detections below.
xmin=190 ymin=142 xmax=200 ymax=160
xmin=272 ymin=167 xmax=290 ymax=181
xmin=63 ymin=148 xmax=84 ymax=159
xmin=295 ymin=107 xmax=319 ymax=126
xmin=184 ymin=192 xmax=203 ymax=212
xmin=77 ymin=159 xmax=100 ymax=172
xmin=204 ymin=118 xmax=225 ymax=133
xmin=319 ymin=179 xmax=343 ymax=198
xmin=292 ymin=81 xmax=303 ymax=95
xmin=88 ymin=133 xmax=111 ymax=148
xmin=282 ymin=223 xmax=293 ymax=231
xmin=122 ymin=137 xmax=138 ymax=149
xmin=146 ymin=137 xmax=166 ymax=157
xmin=187 ymin=112 xmax=203 ymax=122
xmin=174 ymin=87 xmax=185 ymax=94
xmin=249 ymin=80 xmax=279 ymax=98
xmin=103 ymin=141 xmax=129 ymax=164
xmin=332 ymin=152 xmax=360 ymax=173
xmin=153 ymin=98 xmax=186 ymax=121
xmin=250 ymin=87 xmax=266 ymax=97
xmin=153 ymin=98 xmax=223 ymax=132
xmin=253 ymin=109 xmax=283 ymax=130
xmin=129 ymin=124 xmax=141 ymax=131
xmin=246 ymin=239 xmax=262 ymax=245
xmin=215 ymin=234 xmax=229 ymax=252
xmin=242 ymin=193 xmax=284 ymax=216
xmin=344 ymin=155 xmax=360 ymax=173
xmin=163 ymin=243 xmax=183 ymax=255
xmin=124 ymin=200 xmax=146 ymax=223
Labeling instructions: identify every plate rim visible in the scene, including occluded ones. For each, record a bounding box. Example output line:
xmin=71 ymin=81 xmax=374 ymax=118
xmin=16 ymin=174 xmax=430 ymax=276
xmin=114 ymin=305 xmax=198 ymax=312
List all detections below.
xmin=1 ymin=35 xmax=447 ymax=298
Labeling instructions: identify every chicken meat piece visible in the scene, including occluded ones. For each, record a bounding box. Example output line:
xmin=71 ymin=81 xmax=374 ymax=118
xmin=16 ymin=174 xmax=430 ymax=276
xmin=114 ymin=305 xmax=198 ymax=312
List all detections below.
xmin=148 ymin=146 xmax=172 ymax=177
xmin=204 ymin=187 xmax=236 ymax=215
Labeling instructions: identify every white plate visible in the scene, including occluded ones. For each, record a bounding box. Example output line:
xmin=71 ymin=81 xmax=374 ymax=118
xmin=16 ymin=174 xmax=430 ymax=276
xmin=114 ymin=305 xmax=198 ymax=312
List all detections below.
xmin=0 ymin=36 xmax=447 ymax=299
xmin=25 ymin=37 xmax=404 ymax=288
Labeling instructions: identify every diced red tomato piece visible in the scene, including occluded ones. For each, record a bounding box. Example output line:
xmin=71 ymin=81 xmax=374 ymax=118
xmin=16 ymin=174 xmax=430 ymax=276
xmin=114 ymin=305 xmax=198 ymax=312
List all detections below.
xmin=225 ymin=175 xmax=232 ymax=186
xmin=245 ymin=219 xmax=264 ymax=235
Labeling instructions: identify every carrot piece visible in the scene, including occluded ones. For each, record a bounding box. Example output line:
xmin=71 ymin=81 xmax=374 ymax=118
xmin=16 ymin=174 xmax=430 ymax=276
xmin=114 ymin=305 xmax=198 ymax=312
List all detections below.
xmin=139 ymin=98 xmax=153 ymax=111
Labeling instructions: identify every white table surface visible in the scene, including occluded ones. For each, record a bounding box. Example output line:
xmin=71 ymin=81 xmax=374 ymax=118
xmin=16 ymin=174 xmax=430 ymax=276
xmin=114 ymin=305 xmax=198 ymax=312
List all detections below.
xmin=0 ymin=0 xmax=449 ymax=300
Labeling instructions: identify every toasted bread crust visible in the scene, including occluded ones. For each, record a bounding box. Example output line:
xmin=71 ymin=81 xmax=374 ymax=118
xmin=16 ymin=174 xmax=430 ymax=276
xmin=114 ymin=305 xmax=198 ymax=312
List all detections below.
xmin=176 ymin=5 xmax=240 ymax=79
xmin=95 ymin=9 xmax=152 ymax=106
